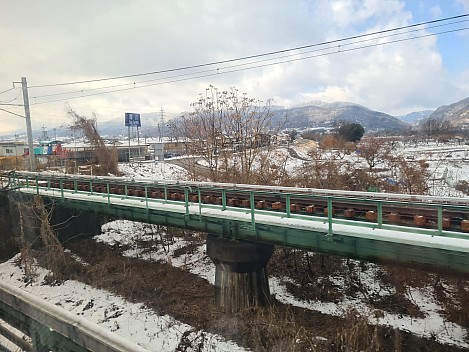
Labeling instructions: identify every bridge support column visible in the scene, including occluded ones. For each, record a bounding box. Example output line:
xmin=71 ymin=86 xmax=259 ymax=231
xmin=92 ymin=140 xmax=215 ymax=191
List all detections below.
xmin=206 ymin=234 xmax=274 ymax=313
xmin=50 ymin=207 xmax=105 ymax=241
xmin=0 ymin=194 xmax=18 ymax=261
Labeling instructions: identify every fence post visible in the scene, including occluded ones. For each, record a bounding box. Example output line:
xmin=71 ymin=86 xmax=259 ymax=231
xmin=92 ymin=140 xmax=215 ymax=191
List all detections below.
xmin=377 ymin=202 xmax=383 ymax=228
xmin=250 ymin=191 xmax=255 ymax=229
xmin=198 ymin=188 xmax=202 ymax=218
xmin=222 ymin=189 xmax=227 ymax=211
xmin=60 ymin=179 xmax=64 ymax=200
xmin=437 ymin=206 xmax=443 ymax=235
xmin=185 ymin=187 xmax=189 ymax=216
xmin=145 ymin=185 xmax=148 ymax=209
xmin=107 ymin=182 xmax=110 ymax=207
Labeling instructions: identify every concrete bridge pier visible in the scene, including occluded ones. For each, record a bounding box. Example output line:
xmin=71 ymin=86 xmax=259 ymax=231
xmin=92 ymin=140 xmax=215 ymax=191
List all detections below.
xmin=206 ymin=234 xmax=274 ymax=313
xmin=0 ymin=194 xmax=18 ymax=261
xmin=49 ymin=206 xmax=105 ymax=242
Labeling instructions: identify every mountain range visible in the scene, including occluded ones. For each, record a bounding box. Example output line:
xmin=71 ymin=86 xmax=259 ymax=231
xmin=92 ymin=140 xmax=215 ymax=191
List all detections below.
xmin=272 ymin=101 xmax=409 ymax=132
xmin=426 ymin=97 xmax=469 ymax=126
xmin=396 ymin=110 xmax=434 ymax=124
xmin=2 ymin=97 xmax=469 ymax=140
xmin=96 ymin=97 xmax=468 ymax=136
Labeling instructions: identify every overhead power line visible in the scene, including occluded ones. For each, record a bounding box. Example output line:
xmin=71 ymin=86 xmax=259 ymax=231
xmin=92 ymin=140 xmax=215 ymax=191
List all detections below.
xmin=28 ymin=13 xmax=469 ymax=89
xmin=0 ymin=90 xmax=22 ymax=104
xmin=0 ymin=103 xmax=24 ymax=107
xmin=0 ymin=107 xmax=25 ymax=119
xmin=0 ymin=87 xmax=17 ymax=96
xmin=29 ymin=25 xmax=469 ymax=106
xmin=28 ymin=18 xmax=469 ymax=102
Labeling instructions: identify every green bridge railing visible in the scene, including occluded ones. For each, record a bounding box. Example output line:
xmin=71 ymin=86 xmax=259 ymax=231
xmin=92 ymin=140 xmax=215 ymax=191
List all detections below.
xmin=7 ymin=171 xmax=469 ymax=240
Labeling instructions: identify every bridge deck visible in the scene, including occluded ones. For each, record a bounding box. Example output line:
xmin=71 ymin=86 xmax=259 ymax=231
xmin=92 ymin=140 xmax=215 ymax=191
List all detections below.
xmin=18 ymin=186 xmax=469 ymax=255
xmin=6 ymin=172 xmax=469 ymax=274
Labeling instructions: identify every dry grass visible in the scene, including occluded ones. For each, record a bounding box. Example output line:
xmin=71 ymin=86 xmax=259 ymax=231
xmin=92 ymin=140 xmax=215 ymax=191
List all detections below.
xmin=0 ymin=156 xmax=25 ymax=171
xmin=13 ymin=196 xmax=71 ymax=282
xmin=59 ymin=237 xmax=468 ymax=352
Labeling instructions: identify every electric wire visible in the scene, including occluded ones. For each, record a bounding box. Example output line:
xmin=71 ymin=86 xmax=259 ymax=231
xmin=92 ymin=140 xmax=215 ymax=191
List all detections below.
xmin=0 ymin=108 xmax=25 ymax=119
xmin=29 ymin=18 xmax=469 ymax=101
xmin=29 ymin=26 xmax=469 ymax=106
xmin=0 ymin=90 xmax=22 ymax=104
xmin=0 ymin=87 xmax=16 ymax=96
xmin=28 ymin=13 xmax=469 ymax=89
xmin=0 ymin=103 xmax=24 ymax=107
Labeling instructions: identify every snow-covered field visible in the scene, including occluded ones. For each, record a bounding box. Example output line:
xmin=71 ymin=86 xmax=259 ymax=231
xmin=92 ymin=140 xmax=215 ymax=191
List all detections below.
xmin=95 ymin=220 xmax=469 ymax=349
xmin=2 ymin=138 xmax=469 ymax=351
xmin=397 ymin=139 xmax=469 ymax=196
xmin=170 ymin=138 xmax=464 ymax=199
xmin=4 ymin=216 xmax=466 ymax=350
xmin=0 ymin=255 xmax=245 ymax=352
xmin=118 ymin=161 xmax=188 ymax=180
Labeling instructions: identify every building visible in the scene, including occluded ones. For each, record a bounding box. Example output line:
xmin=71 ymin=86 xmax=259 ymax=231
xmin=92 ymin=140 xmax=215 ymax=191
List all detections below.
xmin=34 ymin=140 xmax=63 ymax=156
xmin=60 ymin=140 xmax=148 ymax=162
xmin=0 ymin=141 xmax=29 ymax=157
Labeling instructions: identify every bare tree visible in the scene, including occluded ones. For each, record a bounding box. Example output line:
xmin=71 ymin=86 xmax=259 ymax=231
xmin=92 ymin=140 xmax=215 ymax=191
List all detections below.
xmin=294 ymin=135 xmax=430 ymax=194
xmin=422 ymin=117 xmax=454 ymax=138
xmin=392 ymin=156 xmax=429 ymax=194
xmin=357 ymin=137 xmax=392 ymax=172
xmin=179 ymin=86 xmax=282 ymax=184
xmin=14 ymin=195 xmax=70 ymax=282
xmin=68 ymin=107 xmax=119 ymax=176
xmin=297 ymin=148 xmax=353 ymax=190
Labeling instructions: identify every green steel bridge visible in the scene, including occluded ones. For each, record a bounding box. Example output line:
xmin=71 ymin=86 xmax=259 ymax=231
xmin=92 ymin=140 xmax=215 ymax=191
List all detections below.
xmin=4 ymin=171 xmax=469 ymax=275
xmin=2 ymin=170 xmax=469 ymax=350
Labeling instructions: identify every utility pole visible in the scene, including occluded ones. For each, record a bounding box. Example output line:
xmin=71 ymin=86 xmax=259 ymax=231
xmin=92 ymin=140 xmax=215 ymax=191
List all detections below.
xmin=21 ymin=77 xmax=36 ymax=171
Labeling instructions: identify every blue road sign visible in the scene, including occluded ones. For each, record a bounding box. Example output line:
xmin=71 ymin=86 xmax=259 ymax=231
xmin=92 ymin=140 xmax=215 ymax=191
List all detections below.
xmin=125 ymin=112 xmax=141 ymax=127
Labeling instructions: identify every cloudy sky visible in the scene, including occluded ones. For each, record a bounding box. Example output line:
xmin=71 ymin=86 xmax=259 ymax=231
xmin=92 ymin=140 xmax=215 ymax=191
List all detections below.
xmin=0 ymin=0 xmax=468 ymax=135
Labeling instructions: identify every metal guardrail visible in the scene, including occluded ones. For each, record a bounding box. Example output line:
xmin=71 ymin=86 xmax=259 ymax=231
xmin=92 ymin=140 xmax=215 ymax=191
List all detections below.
xmin=7 ymin=171 xmax=469 ymax=240
xmin=0 ymin=281 xmax=147 ymax=352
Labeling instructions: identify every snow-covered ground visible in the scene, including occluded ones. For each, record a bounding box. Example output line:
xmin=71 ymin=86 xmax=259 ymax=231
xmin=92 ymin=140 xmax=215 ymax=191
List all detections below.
xmin=0 ymin=254 xmax=246 ymax=352
xmin=118 ymin=161 xmax=188 ymax=180
xmin=398 ymin=139 xmax=469 ymax=196
xmin=93 ymin=220 xmax=469 ymax=349
xmin=2 ymin=138 xmax=469 ymax=351
xmin=117 ymin=138 xmax=469 ymax=198
xmin=2 ymin=216 xmax=466 ymax=350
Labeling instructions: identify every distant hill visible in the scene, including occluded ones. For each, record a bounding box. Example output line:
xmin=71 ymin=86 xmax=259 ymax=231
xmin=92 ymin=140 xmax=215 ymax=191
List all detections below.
xmin=14 ymin=100 xmax=469 ymax=140
xmin=96 ymin=101 xmax=410 ymax=137
xmin=272 ymin=101 xmax=409 ymax=132
xmin=426 ymin=97 xmax=469 ymax=126
xmin=397 ymin=110 xmax=433 ymax=124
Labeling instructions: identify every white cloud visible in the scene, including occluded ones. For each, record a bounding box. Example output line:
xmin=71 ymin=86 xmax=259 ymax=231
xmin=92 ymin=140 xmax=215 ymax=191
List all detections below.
xmin=455 ymin=0 xmax=469 ymax=11
xmin=330 ymin=0 xmax=407 ymax=27
xmin=429 ymin=5 xmax=442 ymax=18
xmin=0 ymin=0 xmax=468 ymax=134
